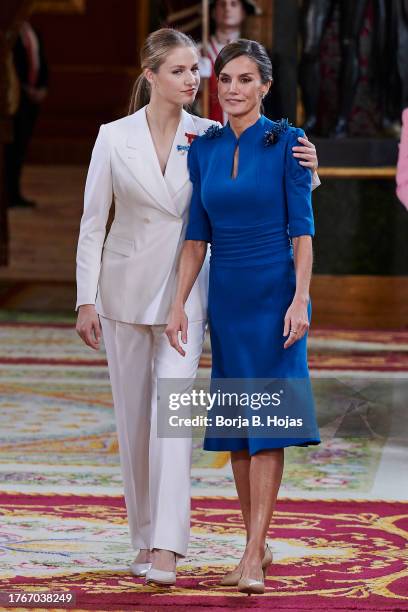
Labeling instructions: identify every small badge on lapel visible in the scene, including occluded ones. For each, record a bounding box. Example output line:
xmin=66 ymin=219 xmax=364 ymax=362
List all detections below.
xmin=177 ymin=132 xmax=198 ymax=155
xmin=185 ymin=132 xmax=197 ymax=145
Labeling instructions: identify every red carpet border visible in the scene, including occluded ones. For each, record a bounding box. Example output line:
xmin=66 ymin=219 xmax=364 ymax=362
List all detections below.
xmin=1 ymin=493 xmax=407 ymax=610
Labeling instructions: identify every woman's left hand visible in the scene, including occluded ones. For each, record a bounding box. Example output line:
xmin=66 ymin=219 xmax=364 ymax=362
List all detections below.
xmin=166 ymin=304 xmax=189 ymax=357
xmin=292 ymin=135 xmax=318 ymax=172
xmin=283 ymin=297 xmax=310 ymax=349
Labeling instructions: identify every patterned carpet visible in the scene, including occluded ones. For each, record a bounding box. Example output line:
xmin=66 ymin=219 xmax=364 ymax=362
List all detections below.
xmin=1 ymin=319 xmax=408 ymax=372
xmin=0 ymin=317 xmax=407 ymax=610
xmin=1 ymin=493 xmax=407 ymax=610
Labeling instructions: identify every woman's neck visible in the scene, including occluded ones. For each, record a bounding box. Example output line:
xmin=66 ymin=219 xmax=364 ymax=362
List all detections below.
xmin=214 ymin=28 xmax=240 ymax=46
xmin=145 ymin=95 xmax=183 ymax=134
xmin=229 ymin=109 xmax=261 ymax=138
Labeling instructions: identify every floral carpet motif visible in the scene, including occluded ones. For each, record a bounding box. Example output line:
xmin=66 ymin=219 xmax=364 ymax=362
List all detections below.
xmin=1 ymin=321 xmax=408 ymax=371
xmin=1 ymin=361 xmax=404 ymax=497
xmin=0 ymin=321 xmax=407 ymax=499
xmin=0 ymin=493 xmax=407 ymax=609
xmin=0 ymin=317 xmax=407 ymax=609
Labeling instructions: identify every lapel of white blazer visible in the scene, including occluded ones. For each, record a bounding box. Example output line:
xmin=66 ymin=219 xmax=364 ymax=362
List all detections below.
xmin=164 ymin=110 xmax=196 ymax=203
xmin=124 ymin=108 xmax=178 ymax=217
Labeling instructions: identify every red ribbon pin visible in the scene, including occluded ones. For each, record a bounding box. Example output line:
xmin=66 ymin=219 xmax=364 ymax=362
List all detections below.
xmin=185 ymin=132 xmax=197 ymax=145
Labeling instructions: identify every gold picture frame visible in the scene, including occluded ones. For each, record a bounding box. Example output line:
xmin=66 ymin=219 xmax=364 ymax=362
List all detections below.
xmin=33 ymin=0 xmax=86 ymax=14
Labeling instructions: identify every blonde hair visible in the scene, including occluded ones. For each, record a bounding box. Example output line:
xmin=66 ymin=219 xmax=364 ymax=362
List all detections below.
xmin=128 ymin=28 xmax=197 ymax=114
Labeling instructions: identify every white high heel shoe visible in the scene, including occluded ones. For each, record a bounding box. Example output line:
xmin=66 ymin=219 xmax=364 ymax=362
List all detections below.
xmin=130 ymin=561 xmax=152 ymax=577
xmin=130 ymin=549 xmax=152 ymax=577
xmin=145 ymin=550 xmax=178 ymax=586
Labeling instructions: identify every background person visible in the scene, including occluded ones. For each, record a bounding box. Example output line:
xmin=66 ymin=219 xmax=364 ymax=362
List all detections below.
xmin=5 ymin=21 xmax=48 ymax=208
xmin=397 ymin=108 xmax=408 ymax=210
xmin=198 ymin=0 xmax=261 ymax=123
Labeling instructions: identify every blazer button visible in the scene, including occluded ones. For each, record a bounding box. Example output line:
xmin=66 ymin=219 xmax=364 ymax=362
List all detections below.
xmin=143 ymin=218 xmax=150 ymax=223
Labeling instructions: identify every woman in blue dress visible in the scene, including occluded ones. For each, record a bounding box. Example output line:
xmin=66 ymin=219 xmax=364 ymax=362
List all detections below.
xmin=166 ymin=39 xmax=320 ymax=594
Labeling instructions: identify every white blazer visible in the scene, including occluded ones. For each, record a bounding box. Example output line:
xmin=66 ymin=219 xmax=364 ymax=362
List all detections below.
xmin=76 ymin=106 xmax=217 ymax=325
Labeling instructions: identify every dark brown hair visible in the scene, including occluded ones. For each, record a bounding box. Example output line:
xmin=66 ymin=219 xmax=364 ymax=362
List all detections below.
xmin=128 ymin=28 xmax=197 ymax=114
xmin=214 ymin=38 xmax=273 ymax=84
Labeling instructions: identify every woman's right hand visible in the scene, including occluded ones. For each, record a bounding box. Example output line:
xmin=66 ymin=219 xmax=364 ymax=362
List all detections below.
xmin=76 ymin=304 xmax=101 ymax=350
xmin=165 ymin=304 xmax=188 ymax=357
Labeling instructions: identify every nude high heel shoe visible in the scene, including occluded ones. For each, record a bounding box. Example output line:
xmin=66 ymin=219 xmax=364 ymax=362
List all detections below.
xmin=237 ymin=544 xmax=273 ymax=595
xmin=220 ymin=544 xmax=272 ymax=587
xmin=219 ymin=565 xmax=242 ymax=587
xmin=237 ymin=573 xmax=265 ymax=595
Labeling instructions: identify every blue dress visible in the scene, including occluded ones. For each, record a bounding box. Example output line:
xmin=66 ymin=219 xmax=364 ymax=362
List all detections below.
xmin=185 ymin=115 xmax=320 ymax=455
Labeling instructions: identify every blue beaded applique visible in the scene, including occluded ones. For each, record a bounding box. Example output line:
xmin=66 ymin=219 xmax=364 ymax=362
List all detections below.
xmin=204 ymin=124 xmax=223 ymax=139
xmin=263 ymin=118 xmax=291 ymax=146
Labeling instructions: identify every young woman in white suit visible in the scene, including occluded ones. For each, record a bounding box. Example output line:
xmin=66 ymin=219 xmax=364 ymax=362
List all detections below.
xmin=75 ymin=28 xmax=320 ymax=586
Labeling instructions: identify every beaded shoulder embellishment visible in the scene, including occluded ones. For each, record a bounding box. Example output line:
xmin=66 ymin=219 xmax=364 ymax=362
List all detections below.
xmin=204 ymin=124 xmax=223 ymax=139
xmin=263 ymin=118 xmax=291 ymax=146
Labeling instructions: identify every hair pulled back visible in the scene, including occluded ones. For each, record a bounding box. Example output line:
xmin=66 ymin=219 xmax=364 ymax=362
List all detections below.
xmin=214 ymin=38 xmax=273 ymax=84
xmin=128 ymin=28 xmax=197 ymax=114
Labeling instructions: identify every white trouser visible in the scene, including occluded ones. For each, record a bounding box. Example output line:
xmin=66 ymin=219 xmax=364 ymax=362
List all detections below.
xmin=100 ymin=316 xmax=206 ymax=557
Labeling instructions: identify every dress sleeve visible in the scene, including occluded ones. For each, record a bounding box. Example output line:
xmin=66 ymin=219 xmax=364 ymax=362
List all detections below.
xmin=185 ymin=140 xmax=212 ymax=243
xmin=285 ymin=127 xmax=315 ymax=238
